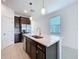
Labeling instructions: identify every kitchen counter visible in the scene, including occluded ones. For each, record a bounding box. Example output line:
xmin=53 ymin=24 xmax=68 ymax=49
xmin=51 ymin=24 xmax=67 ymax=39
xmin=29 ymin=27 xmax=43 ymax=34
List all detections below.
xmin=23 ymin=34 xmax=61 ymax=47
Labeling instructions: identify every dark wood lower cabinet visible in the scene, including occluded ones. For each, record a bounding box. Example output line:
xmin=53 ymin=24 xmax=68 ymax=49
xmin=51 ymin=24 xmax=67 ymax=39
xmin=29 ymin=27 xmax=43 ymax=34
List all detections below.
xmin=26 ymin=38 xmax=31 ymax=56
xmin=37 ymin=48 xmax=45 ymax=59
xmin=31 ymin=43 xmax=36 ymax=59
xmin=15 ymin=34 xmax=20 ymax=43
xmin=24 ymin=36 xmax=58 ymax=59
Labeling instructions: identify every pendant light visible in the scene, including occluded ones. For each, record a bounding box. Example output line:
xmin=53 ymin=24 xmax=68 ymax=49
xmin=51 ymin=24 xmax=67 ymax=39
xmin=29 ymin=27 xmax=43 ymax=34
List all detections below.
xmin=29 ymin=2 xmax=33 ymax=20
xmin=41 ymin=0 xmax=46 ymax=15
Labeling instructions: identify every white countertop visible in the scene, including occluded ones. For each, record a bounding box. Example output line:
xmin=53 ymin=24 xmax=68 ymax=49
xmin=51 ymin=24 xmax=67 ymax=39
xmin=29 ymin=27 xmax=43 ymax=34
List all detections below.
xmin=23 ymin=34 xmax=61 ymax=47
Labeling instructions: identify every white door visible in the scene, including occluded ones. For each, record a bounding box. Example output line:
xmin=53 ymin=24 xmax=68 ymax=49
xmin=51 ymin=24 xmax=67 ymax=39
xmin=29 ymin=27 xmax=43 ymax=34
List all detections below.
xmin=1 ymin=15 xmax=14 ymax=49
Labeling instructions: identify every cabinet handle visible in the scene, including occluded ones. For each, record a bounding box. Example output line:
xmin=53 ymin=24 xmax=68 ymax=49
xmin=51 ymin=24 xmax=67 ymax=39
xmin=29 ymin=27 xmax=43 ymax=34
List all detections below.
xmin=37 ymin=45 xmax=42 ymax=50
xmin=3 ymin=33 xmax=6 ymax=36
xmin=36 ymin=50 xmax=38 ymax=54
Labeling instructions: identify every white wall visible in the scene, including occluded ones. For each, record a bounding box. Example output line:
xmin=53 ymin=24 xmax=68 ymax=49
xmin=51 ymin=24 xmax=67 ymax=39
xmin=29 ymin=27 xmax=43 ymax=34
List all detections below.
xmin=32 ymin=2 xmax=78 ymax=49
xmin=31 ymin=15 xmax=49 ymax=35
xmin=61 ymin=3 xmax=78 ymax=49
xmin=1 ymin=3 xmax=14 ymax=49
xmin=47 ymin=2 xmax=78 ymax=49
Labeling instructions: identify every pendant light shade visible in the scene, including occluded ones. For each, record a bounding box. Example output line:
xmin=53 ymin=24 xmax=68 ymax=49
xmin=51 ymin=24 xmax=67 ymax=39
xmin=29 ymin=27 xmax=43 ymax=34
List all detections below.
xmin=41 ymin=0 xmax=45 ymax=15
xmin=41 ymin=8 xmax=46 ymax=15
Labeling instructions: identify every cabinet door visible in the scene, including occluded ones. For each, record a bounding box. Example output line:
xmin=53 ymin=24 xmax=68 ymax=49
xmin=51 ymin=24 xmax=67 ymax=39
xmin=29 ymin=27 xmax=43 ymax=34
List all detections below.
xmin=31 ymin=44 xmax=36 ymax=59
xmin=37 ymin=48 xmax=45 ymax=59
xmin=23 ymin=37 xmax=26 ymax=51
xmin=14 ymin=34 xmax=20 ymax=43
xmin=14 ymin=16 xmax=20 ymax=43
xmin=26 ymin=38 xmax=31 ymax=56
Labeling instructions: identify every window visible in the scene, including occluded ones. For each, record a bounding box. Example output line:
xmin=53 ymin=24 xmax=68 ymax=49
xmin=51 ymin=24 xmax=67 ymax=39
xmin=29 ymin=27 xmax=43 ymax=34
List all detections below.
xmin=26 ymin=25 xmax=31 ymax=33
xmin=49 ymin=16 xmax=60 ymax=34
xmin=21 ymin=24 xmax=31 ymax=33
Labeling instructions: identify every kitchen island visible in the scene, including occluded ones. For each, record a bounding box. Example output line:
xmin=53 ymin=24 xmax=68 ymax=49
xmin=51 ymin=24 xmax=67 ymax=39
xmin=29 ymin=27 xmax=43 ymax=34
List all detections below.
xmin=23 ymin=34 xmax=61 ymax=59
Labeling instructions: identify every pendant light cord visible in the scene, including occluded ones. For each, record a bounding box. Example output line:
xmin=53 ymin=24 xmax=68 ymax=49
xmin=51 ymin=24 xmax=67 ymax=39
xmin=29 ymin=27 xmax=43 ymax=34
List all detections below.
xmin=43 ymin=0 xmax=44 ymax=8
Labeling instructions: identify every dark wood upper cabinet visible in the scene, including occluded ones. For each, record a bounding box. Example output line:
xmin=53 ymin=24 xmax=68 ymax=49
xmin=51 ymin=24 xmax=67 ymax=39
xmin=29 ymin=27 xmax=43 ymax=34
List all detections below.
xmin=21 ymin=17 xmax=31 ymax=24
xmin=14 ymin=16 xmax=20 ymax=29
xmin=14 ymin=16 xmax=20 ymax=43
xmin=14 ymin=16 xmax=31 ymax=43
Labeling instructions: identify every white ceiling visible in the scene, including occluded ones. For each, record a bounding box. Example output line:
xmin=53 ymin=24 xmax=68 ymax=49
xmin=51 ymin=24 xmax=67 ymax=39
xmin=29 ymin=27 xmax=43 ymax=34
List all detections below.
xmin=2 ymin=0 xmax=77 ymax=17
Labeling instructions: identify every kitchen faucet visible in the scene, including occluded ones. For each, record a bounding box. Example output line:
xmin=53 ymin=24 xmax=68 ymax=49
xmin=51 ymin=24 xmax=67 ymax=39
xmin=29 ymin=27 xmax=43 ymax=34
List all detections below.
xmin=37 ymin=27 xmax=41 ymax=36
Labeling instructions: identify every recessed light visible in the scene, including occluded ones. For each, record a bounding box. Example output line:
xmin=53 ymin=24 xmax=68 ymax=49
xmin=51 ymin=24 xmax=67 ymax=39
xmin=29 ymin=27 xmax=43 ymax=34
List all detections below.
xmin=24 ymin=10 xmax=28 ymax=13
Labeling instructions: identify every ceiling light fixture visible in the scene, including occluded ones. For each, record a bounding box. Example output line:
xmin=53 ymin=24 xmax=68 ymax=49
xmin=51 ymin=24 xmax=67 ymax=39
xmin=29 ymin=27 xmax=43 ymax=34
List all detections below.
xmin=24 ymin=10 xmax=28 ymax=13
xmin=29 ymin=16 xmax=32 ymax=20
xmin=41 ymin=0 xmax=46 ymax=15
xmin=29 ymin=2 xmax=32 ymax=5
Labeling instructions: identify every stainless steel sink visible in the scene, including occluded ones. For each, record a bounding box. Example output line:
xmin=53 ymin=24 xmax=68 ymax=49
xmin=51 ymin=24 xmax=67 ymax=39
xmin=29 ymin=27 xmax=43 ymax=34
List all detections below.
xmin=32 ymin=35 xmax=43 ymax=39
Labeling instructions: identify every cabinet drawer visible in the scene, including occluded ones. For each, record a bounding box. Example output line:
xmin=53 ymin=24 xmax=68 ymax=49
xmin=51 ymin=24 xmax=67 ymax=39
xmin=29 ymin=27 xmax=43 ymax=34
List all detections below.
xmin=37 ymin=44 xmax=46 ymax=52
xmin=31 ymin=40 xmax=36 ymax=46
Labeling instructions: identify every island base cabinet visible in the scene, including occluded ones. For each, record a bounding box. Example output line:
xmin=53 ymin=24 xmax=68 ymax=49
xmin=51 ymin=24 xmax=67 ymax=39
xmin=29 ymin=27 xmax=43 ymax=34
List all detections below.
xmin=23 ymin=36 xmax=26 ymax=51
xmin=36 ymin=48 xmax=45 ymax=59
xmin=24 ymin=36 xmax=58 ymax=59
xmin=26 ymin=38 xmax=31 ymax=57
xmin=31 ymin=44 xmax=36 ymax=59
